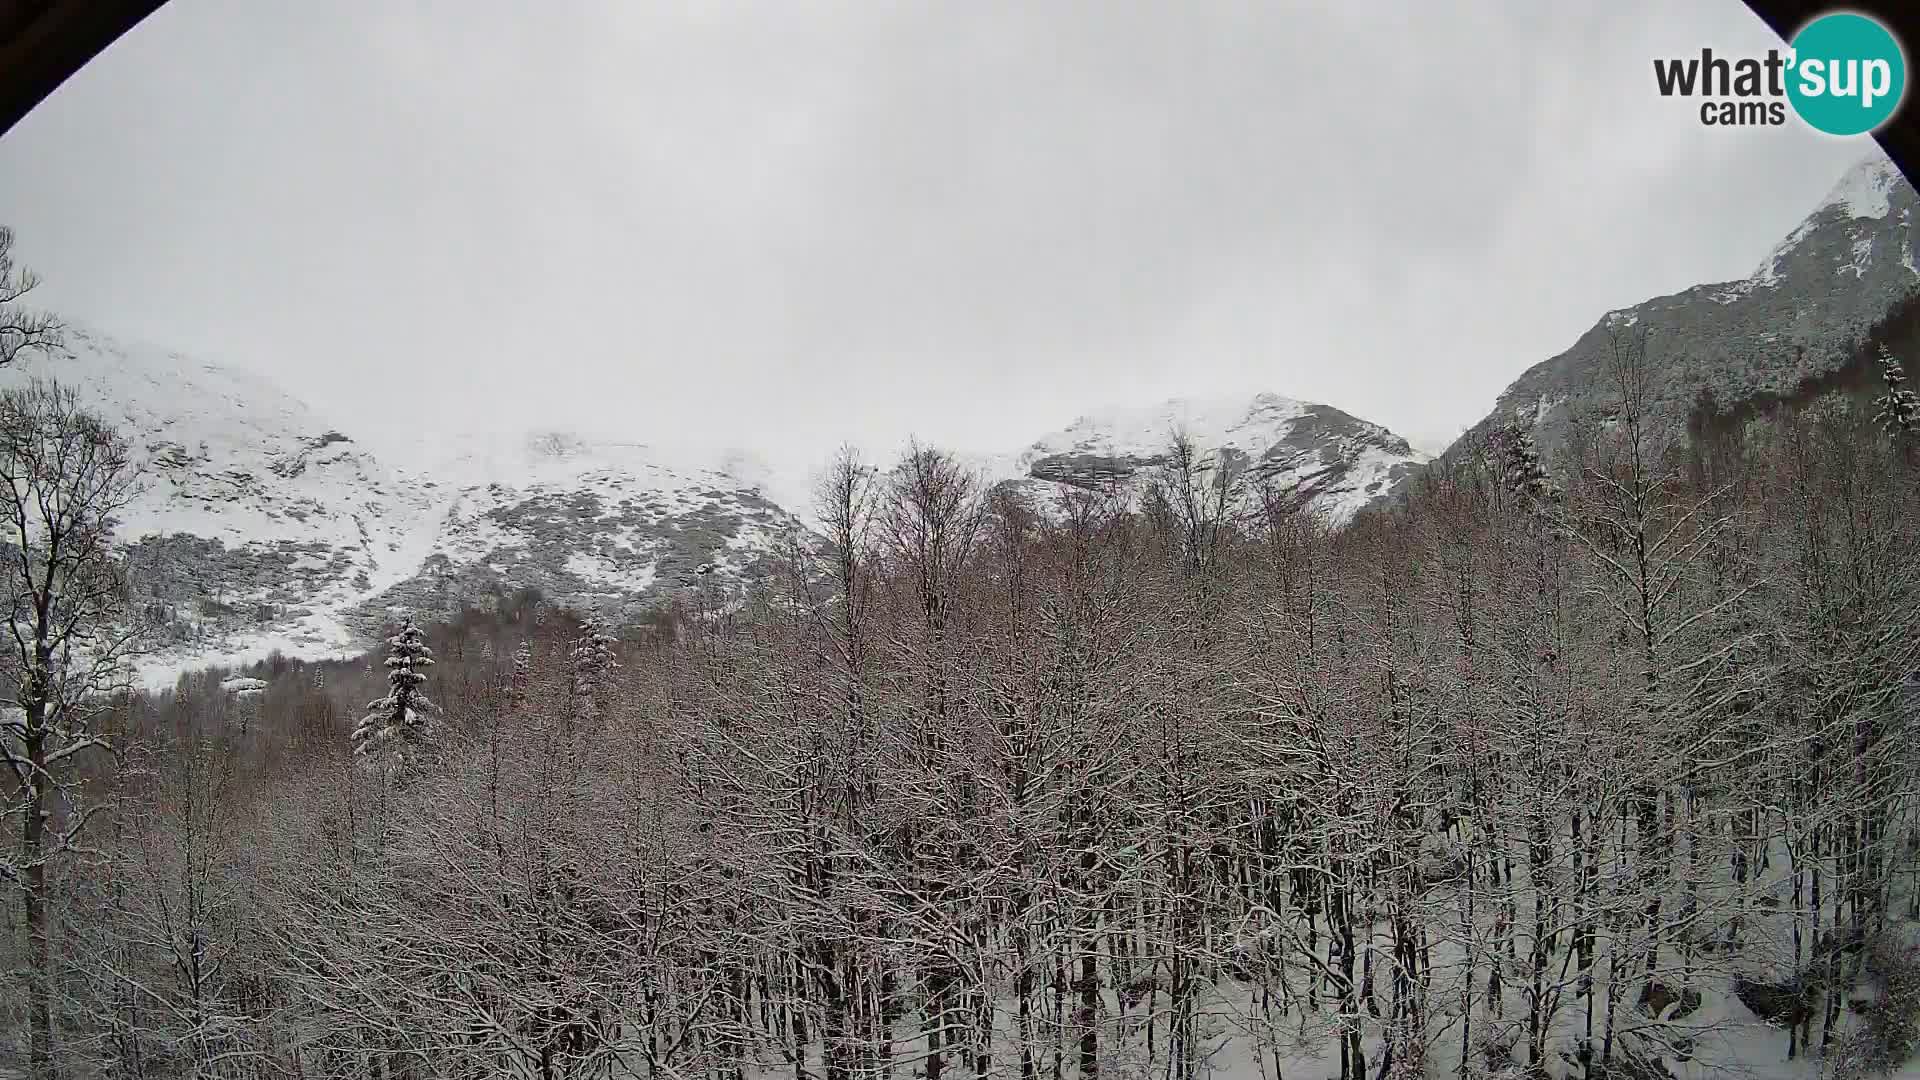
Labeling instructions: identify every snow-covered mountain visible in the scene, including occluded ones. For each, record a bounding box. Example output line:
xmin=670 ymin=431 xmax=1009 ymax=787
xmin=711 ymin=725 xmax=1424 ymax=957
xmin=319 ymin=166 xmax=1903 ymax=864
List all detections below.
xmin=363 ymin=430 xmax=804 ymax=633
xmin=0 ymin=328 xmax=435 ymax=682
xmin=0 ymin=323 xmax=1422 ymax=686
xmin=0 ymin=332 xmax=810 ymax=686
xmin=1415 ymin=149 xmax=1920 ymax=487
xmin=985 ymin=392 xmax=1430 ymax=523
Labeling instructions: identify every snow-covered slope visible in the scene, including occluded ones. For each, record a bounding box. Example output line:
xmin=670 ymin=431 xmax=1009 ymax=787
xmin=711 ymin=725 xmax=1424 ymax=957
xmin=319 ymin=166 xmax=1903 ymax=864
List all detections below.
xmin=0 ymin=327 xmax=436 ymax=683
xmin=1414 ymin=149 xmax=1920 ymax=494
xmin=992 ymin=391 xmax=1430 ymax=523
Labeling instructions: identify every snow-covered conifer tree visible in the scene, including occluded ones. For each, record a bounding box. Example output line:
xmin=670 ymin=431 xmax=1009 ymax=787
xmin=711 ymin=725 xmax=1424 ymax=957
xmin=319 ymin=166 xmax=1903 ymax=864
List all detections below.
xmin=509 ymin=639 xmax=532 ymax=708
xmin=569 ymin=617 xmax=618 ymax=724
xmin=351 ymin=621 xmax=442 ymax=777
xmin=1872 ymin=345 xmax=1918 ymax=438
xmin=1490 ymin=417 xmax=1557 ymax=503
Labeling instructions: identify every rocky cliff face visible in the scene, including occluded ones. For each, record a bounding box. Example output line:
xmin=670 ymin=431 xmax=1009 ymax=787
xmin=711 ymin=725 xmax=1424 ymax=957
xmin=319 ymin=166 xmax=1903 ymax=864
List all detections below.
xmin=1426 ymin=151 xmax=1920 ymax=477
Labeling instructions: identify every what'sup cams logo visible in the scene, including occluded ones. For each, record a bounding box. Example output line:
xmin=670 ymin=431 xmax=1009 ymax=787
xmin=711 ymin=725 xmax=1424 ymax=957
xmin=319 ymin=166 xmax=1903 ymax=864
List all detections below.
xmin=1654 ymin=11 xmax=1906 ymax=134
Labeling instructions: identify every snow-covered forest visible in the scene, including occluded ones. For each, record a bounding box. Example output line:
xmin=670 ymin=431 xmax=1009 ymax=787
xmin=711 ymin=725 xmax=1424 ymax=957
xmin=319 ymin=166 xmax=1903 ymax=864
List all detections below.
xmin=5 ymin=287 xmax=1920 ymax=1080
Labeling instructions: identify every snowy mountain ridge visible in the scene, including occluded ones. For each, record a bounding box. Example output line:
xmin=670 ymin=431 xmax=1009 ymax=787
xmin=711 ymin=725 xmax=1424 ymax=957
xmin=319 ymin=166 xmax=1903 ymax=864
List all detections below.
xmin=1 ymin=328 xmax=1421 ymax=686
xmin=1744 ymin=152 xmax=1909 ymax=292
xmin=991 ymin=390 xmax=1430 ymax=522
xmin=1017 ymin=392 xmax=1329 ymax=469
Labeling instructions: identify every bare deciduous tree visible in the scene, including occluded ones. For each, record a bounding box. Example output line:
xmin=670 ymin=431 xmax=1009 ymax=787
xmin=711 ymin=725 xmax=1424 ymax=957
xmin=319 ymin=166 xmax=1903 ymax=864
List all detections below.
xmin=0 ymin=380 xmax=139 ymax=1079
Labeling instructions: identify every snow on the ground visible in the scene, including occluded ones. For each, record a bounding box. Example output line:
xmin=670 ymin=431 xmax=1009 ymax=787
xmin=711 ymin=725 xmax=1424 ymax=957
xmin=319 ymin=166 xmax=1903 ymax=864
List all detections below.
xmin=133 ymin=628 xmax=366 ymax=692
xmin=564 ymin=549 xmax=658 ymax=593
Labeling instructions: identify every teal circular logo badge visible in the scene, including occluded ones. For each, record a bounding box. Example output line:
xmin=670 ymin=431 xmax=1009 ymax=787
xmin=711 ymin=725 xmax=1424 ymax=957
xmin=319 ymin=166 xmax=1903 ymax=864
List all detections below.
xmin=1787 ymin=13 xmax=1907 ymax=136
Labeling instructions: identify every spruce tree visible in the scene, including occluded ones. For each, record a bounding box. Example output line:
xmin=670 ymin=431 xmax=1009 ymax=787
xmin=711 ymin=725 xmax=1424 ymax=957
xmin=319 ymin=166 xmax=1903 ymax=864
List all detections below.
xmin=351 ymin=620 xmax=442 ymax=776
xmin=1489 ymin=417 xmax=1558 ymax=503
xmin=569 ymin=617 xmax=618 ymax=725
xmin=1872 ymin=345 xmax=1918 ymax=438
xmin=509 ymin=640 xmax=532 ymax=708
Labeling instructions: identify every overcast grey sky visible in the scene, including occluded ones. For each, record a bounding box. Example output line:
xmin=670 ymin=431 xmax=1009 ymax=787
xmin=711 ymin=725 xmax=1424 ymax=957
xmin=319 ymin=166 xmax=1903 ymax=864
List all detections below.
xmin=0 ymin=0 xmax=1871 ymax=468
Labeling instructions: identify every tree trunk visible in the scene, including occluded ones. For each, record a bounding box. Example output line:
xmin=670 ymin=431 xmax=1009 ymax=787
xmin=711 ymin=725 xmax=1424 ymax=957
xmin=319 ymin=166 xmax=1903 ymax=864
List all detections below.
xmin=23 ymin=714 xmax=53 ymax=1080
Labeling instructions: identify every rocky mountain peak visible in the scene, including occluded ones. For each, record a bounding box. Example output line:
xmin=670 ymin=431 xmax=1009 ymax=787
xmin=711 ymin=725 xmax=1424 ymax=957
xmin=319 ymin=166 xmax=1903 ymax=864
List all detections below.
xmin=1411 ymin=149 xmax=1920 ymax=490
